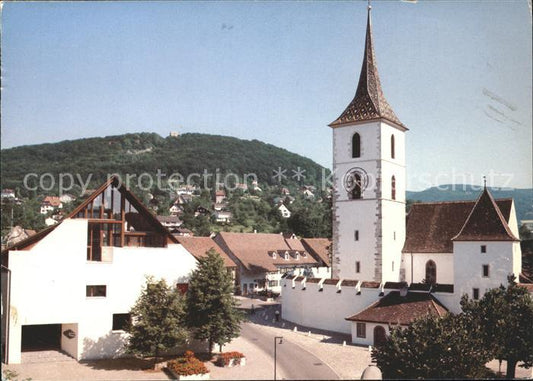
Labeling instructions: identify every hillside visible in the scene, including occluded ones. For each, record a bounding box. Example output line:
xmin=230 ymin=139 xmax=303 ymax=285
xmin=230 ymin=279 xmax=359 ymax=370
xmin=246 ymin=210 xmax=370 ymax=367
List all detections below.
xmin=407 ymin=185 xmax=533 ymax=223
xmin=1 ymin=132 xmax=328 ymax=195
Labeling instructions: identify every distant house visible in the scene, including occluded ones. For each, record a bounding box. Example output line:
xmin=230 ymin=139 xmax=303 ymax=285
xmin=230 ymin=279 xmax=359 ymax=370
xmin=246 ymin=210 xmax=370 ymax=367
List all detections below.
xmin=215 ymin=190 xmax=226 ymax=204
xmin=213 ymin=232 xmax=328 ymax=295
xmin=59 ymin=194 xmax=76 ymax=204
xmin=303 ymin=189 xmax=315 ymax=199
xmin=173 ymin=227 xmax=193 ymax=237
xmin=301 ymin=238 xmax=332 ymax=275
xmin=169 ymin=203 xmax=183 ymax=216
xmin=176 ymin=185 xmax=196 ymax=196
xmin=281 ymin=187 xmax=290 ymax=195
xmin=156 ymin=215 xmax=183 ymax=232
xmin=278 ymin=204 xmax=291 ymax=219
xmin=1 ymin=189 xmax=15 ymax=199
xmin=194 ymin=206 xmax=210 ymax=217
xmin=40 ymin=196 xmax=63 ymax=215
xmin=213 ymin=203 xmax=225 ymax=212
xmin=214 ymin=211 xmax=232 ymax=223
xmin=235 ymin=183 xmax=248 ymax=192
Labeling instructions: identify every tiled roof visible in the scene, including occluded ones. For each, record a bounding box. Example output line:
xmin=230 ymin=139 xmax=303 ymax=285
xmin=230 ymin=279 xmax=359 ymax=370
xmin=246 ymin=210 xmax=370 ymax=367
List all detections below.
xmin=346 ymin=291 xmax=448 ymax=325
xmin=213 ymin=232 xmax=318 ymax=273
xmin=519 ymin=283 xmax=533 ymax=292
xmin=156 ymin=215 xmax=182 ymax=223
xmin=329 ymin=8 xmax=405 ymax=130
xmin=177 ymin=236 xmax=236 ymax=268
xmin=453 ymin=188 xmax=518 ymax=241
xmin=301 ymin=238 xmax=331 ymax=266
xmin=403 ymin=197 xmax=514 ymax=253
xmin=43 ymin=196 xmax=62 ymax=207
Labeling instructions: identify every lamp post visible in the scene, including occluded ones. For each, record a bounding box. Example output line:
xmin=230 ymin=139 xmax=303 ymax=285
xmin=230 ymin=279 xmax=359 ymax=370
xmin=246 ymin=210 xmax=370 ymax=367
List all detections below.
xmin=274 ymin=336 xmax=283 ymax=380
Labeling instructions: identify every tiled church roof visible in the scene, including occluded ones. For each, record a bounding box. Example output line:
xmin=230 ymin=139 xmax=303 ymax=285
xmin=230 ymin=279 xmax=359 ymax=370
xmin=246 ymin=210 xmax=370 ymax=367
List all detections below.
xmin=329 ymin=7 xmax=406 ymax=130
xmin=403 ymin=196 xmax=514 ymax=253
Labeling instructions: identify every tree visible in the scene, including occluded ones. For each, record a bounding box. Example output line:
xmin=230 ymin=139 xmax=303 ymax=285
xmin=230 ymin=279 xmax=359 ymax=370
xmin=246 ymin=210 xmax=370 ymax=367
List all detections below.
xmin=461 ymin=275 xmax=533 ymax=379
xmin=125 ymin=277 xmax=188 ymax=369
xmin=372 ymin=313 xmax=490 ymax=379
xmin=186 ymin=249 xmax=244 ymax=355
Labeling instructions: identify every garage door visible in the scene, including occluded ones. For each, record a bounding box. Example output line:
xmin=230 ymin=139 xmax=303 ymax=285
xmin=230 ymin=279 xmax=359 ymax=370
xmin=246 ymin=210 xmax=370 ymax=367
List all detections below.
xmin=21 ymin=324 xmax=61 ymax=351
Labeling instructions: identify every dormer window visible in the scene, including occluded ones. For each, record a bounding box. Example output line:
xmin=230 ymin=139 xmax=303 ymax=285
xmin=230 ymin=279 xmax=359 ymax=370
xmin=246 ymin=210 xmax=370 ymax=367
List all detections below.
xmin=272 ymin=251 xmax=277 ymax=259
xmin=284 ymin=252 xmax=289 ymax=260
xmin=294 ymin=252 xmax=299 ymax=260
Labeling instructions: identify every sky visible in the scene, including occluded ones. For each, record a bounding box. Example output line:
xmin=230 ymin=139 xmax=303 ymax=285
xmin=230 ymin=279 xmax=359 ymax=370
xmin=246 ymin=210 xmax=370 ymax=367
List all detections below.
xmin=1 ymin=1 xmax=531 ymax=191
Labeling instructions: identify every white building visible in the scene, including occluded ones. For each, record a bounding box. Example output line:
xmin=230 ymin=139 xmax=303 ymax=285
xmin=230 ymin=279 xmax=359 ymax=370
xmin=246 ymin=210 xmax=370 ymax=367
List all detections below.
xmin=1 ymin=177 xmax=198 ymax=364
xmin=281 ymin=4 xmax=528 ymax=346
xmin=278 ymin=204 xmax=291 ymax=218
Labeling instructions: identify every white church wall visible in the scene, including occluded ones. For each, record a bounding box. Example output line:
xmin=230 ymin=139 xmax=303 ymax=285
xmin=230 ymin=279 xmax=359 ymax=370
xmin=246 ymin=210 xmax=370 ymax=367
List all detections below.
xmin=452 ymin=241 xmax=520 ymax=308
xmin=401 ymin=253 xmax=454 ymax=284
xmin=507 ymin=202 xmax=519 ymax=238
xmin=349 ymin=321 xmax=400 ymax=346
xmin=281 ymin=278 xmax=382 ymax=335
xmin=7 ymin=219 xmax=198 ymax=364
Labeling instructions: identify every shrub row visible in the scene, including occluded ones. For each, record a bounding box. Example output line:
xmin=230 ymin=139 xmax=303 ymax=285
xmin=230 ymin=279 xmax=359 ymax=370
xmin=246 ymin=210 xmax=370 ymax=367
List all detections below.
xmin=215 ymin=351 xmax=245 ymax=367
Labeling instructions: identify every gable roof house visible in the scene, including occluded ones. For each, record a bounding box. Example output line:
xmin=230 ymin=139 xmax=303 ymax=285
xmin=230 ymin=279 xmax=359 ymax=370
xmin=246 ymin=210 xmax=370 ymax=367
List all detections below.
xmin=213 ymin=232 xmax=327 ymax=295
xmin=1 ymin=176 xmax=198 ymax=364
xmin=39 ymin=196 xmax=63 ymax=215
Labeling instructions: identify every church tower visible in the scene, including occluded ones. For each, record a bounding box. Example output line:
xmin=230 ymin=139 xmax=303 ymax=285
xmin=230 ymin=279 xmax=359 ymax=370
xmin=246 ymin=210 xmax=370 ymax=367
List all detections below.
xmin=330 ymin=5 xmax=407 ymax=282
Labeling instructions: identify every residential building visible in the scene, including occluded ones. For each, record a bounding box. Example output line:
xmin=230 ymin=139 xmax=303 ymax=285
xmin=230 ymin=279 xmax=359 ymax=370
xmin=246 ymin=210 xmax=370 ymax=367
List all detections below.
xmin=40 ymin=196 xmax=63 ymax=215
xmin=1 ymin=177 xmax=198 ymax=364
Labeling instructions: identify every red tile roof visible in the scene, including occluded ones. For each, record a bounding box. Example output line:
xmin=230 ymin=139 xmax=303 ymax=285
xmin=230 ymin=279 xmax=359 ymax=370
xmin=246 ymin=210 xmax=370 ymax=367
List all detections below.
xmin=453 ymin=188 xmax=518 ymax=241
xmin=403 ymin=197 xmax=514 ymax=253
xmin=213 ymin=232 xmax=318 ymax=273
xmin=43 ymin=196 xmax=62 ymax=207
xmin=301 ymin=238 xmax=331 ymax=266
xmin=177 ymin=236 xmax=236 ymax=268
xmin=346 ymin=291 xmax=448 ymax=325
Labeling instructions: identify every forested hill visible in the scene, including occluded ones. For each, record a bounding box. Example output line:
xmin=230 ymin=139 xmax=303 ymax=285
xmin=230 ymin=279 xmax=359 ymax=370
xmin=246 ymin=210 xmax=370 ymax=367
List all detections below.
xmin=0 ymin=132 xmax=328 ymax=194
xmin=407 ymin=185 xmax=533 ymax=223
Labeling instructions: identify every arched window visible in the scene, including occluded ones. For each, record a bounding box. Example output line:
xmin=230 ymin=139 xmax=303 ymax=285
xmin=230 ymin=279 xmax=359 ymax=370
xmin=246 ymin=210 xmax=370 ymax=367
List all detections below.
xmin=391 ymin=176 xmax=396 ymax=200
xmin=350 ymin=173 xmax=362 ymax=200
xmin=425 ymin=260 xmax=437 ymax=285
xmin=352 ymin=133 xmax=361 ymax=158
xmin=391 ymin=134 xmax=395 ymax=159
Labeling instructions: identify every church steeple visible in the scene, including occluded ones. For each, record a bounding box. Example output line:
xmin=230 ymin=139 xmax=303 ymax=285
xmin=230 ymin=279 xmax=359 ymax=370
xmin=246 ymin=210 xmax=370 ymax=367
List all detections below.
xmin=329 ymin=6 xmax=406 ymax=129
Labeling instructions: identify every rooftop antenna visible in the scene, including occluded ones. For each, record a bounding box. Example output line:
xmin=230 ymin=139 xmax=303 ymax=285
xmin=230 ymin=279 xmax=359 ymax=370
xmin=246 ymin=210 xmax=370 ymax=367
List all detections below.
xmin=368 ymin=0 xmax=372 ymax=10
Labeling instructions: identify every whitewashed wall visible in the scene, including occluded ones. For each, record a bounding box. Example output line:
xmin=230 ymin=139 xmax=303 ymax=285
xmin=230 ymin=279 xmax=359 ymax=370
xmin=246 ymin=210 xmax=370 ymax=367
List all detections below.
xmin=281 ymin=277 xmax=382 ymax=335
xmin=401 ymin=253 xmax=454 ymax=284
xmin=7 ymin=219 xmax=198 ymax=364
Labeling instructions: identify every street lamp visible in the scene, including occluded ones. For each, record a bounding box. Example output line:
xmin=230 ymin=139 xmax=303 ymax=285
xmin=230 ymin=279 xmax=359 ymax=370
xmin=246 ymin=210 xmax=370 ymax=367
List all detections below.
xmin=274 ymin=336 xmax=283 ymax=380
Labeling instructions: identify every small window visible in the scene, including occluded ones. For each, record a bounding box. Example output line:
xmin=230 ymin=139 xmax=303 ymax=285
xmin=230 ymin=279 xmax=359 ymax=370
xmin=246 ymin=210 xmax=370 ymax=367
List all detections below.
xmin=481 ymin=245 xmax=487 ymax=253
xmin=272 ymin=252 xmax=277 ymax=259
xmin=393 ymin=231 xmax=396 ymax=240
xmin=284 ymin=252 xmax=289 ymax=260
xmin=356 ymin=261 xmax=361 ymax=274
xmin=392 ymin=261 xmax=395 ymax=272
xmin=482 ymin=265 xmax=489 ymax=277
xmin=354 ymin=230 xmax=359 ymax=241
xmin=352 ymin=133 xmax=361 ymax=158
xmin=356 ymin=322 xmax=366 ymax=338
xmin=391 ymin=134 xmax=395 ymax=159
xmin=391 ymin=176 xmax=396 ymax=201
xmin=86 ymin=285 xmax=107 ymax=297
xmin=473 ymin=288 xmax=480 ymax=300
xmin=112 ymin=313 xmax=131 ymax=331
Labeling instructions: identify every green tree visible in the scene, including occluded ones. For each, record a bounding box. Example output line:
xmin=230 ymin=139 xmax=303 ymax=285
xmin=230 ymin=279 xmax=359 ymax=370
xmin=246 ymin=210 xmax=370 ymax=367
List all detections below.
xmin=186 ymin=249 xmax=244 ymax=355
xmin=125 ymin=277 xmax=188 ymax=369
xmin=461 ymin=275 xmax=533 ymax=379
xmin=372 ymin=313 xmax=490 ymax=379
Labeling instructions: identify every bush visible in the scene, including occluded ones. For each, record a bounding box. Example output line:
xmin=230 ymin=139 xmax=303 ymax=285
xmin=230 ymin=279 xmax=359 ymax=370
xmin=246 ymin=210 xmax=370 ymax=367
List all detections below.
xmin=215 ymin=351 xmax=245 ymax=367
xmin=167 ymin=353 xmax=209 ymax=376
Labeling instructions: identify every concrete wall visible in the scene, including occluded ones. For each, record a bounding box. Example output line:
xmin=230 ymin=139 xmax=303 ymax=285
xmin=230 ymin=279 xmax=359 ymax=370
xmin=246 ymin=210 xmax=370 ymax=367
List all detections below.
xmin=7 ymin=219 xmax=198 ymax=364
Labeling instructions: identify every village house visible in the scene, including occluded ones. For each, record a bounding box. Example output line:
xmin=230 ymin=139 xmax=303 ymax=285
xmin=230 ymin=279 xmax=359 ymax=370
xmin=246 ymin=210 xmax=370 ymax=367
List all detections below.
xmin=156 ymin=215 xmax=183 ymax=233
xmin=1 ymin=189 xmax=16 ymax=199
xmin=39 ymin=196 xmax=63 ymax=215
xmin=277 ymin=204 xmax=291 ymax=219
xmin=1 ymin=176 xmax=198 ymax=364
xmin=281 ymin=4 xmax=530 ymax=347
xmin=213 ymin=232 xmax=330 ymax=295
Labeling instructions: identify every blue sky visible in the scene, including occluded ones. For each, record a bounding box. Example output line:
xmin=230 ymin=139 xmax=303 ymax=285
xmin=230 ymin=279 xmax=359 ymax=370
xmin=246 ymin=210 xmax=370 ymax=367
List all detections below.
xmin=1 ymin=1 xmax=531 ymax=190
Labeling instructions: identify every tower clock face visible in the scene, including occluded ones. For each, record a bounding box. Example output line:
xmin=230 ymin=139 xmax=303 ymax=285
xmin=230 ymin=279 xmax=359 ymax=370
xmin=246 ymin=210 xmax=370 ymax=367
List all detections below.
xmin=343 ymin=167 xmax=368 ymax=193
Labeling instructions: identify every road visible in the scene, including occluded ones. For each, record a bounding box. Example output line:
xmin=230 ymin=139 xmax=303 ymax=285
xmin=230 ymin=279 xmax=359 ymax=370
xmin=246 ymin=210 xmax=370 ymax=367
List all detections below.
xmin=240 ymin=322 xmax=339 ymax=380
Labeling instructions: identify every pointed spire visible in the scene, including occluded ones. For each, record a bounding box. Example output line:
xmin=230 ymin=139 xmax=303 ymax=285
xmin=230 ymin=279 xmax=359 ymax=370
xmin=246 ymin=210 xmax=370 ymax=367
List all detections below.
xmin=452 ymin=187 xmax=518 ymax=242
xmin=330 ymin=6 xmax=406 ymax=130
